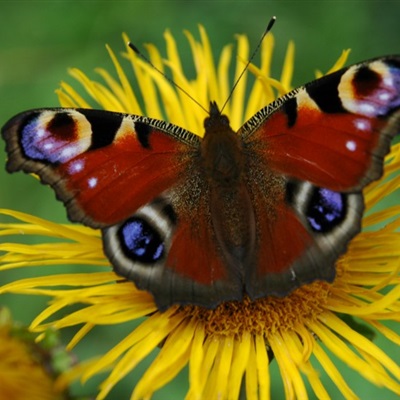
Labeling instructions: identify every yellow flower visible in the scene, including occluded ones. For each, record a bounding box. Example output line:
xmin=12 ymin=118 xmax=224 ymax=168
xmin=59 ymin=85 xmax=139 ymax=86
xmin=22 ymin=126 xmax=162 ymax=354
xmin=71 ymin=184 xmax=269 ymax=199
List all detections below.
xmin=1 ymin=27 xmax=400 ymax=399
xmin=0 ymin=308 xmax=69 ymax=400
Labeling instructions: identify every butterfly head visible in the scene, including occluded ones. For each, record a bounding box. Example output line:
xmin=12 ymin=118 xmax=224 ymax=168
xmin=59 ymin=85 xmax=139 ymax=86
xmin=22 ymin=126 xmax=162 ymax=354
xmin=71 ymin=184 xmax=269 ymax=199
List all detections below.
xmin=204 ymin=101 xmax=229 ymax=130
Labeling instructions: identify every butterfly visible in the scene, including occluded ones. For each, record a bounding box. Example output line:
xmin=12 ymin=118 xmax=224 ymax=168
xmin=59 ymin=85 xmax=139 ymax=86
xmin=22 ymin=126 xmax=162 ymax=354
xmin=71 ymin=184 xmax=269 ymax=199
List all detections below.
xmin=2 ymin=56 xmax=400 ymax=311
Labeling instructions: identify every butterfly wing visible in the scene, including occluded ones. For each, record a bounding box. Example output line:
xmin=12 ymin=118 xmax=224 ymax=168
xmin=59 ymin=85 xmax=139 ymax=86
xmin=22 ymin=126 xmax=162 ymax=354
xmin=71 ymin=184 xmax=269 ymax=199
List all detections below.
xmin=241 ymin=57 xmax=400 ymax=191
xmin=240 ymin=56 xmax=400 ymax=298
xmin=103 ymin=191 xmax=242 ymax=310
xmin=2 ymin=107 xmax=243 ymax=309
xmin=2 ymin=108 xmax=200 ymax=228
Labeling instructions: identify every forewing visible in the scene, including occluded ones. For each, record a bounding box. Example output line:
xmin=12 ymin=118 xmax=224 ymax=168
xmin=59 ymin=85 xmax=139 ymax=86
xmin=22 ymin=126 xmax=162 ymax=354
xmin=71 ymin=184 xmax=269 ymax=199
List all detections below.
xmin=240 ymin=56 xmax=400 ymax=192
xmin=2 ymin=108 xmax=200 ymax=228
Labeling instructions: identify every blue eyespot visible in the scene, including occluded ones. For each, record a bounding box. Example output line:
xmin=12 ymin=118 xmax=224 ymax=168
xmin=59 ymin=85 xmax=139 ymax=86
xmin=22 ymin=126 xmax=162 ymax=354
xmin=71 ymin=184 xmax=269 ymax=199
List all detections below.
xmin=119 ymin=218 xmax=164 ymax=263
xmin=307 ymin=188 xmax=345 ymax=233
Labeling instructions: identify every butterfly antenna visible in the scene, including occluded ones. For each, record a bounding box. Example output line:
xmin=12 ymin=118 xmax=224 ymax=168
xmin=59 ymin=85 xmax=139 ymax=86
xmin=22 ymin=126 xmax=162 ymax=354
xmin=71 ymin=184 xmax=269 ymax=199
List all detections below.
xmin=220 ymin=16 xmax=276 ymax=114
xmin=128 ymin=42 xmax=209 ymax=114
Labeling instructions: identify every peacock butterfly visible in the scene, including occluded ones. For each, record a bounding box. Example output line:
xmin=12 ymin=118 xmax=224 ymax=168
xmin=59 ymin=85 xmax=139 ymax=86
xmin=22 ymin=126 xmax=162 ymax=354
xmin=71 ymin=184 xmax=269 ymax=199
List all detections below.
xmin=2 ymin=56 xmax=400 ymax=311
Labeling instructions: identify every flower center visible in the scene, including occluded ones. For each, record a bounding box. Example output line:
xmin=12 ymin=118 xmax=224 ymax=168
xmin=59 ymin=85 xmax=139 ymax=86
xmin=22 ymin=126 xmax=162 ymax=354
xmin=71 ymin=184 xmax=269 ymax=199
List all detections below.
xmin=180 ymin=281 xmax=331 ymax=338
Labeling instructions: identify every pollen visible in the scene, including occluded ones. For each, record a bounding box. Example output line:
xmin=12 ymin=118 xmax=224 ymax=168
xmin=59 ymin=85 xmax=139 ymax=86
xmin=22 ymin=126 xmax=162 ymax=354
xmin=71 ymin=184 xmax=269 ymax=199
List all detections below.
xmin=181 ymin=281 xmax=330 ymax=338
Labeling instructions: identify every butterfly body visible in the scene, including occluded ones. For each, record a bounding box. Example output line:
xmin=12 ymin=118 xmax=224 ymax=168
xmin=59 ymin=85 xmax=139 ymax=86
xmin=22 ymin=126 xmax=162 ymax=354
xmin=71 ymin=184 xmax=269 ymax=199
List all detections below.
xmin=200 ymin=102 xmax=258 ymax=280
xmin=2 ymin=56 xmax=400 ymax=310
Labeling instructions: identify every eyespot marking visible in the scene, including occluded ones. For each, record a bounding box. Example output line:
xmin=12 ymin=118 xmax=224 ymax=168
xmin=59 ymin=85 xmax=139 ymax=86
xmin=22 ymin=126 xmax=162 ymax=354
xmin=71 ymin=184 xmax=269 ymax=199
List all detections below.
xmin=118 ymin=217 xmax=165 ymax=263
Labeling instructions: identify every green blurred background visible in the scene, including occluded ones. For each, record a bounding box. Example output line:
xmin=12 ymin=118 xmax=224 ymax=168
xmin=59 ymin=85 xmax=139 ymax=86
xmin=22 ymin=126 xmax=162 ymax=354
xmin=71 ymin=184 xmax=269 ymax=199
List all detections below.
xmin=1 ymin=1 xmax=399 ymax=399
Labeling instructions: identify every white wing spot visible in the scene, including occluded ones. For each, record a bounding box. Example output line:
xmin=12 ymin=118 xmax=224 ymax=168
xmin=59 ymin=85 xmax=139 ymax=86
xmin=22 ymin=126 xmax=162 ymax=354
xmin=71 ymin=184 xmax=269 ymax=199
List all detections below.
xmin=69 ymin=160 xmax=84 ymax=174
xmin=384 ymin=76 xmax=394 ymax=87
xmin=346 ymin=140 xmax=357 ymax=152
xmin=60 ymin=146 xmax=77 ymax=160
xmin=44 ymin=143 xmax=53 ymax=150
xmin=358 ymin=102 xmax=377 ymax=116
xmin=378 ymin=92 xmax=391 ymax=102
xmin=354 ymin=118 xmax=370 ymax=131
xmin=88 ymin=177 xmax=98 ymax=188
xmin=37 ymin=128 xmax=46 ymax=138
